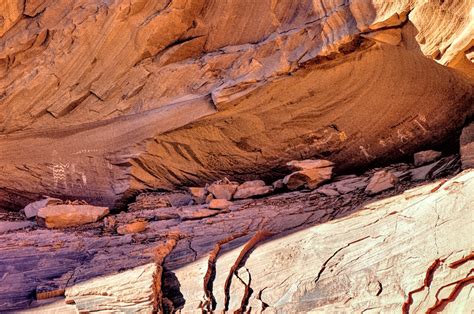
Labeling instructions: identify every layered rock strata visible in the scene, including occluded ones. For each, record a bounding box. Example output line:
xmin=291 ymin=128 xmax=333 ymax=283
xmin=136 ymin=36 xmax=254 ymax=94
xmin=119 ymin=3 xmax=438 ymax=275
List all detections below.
xmin=0 ymin=0 xmax=473 ymax=210
xmin=1 ymin=167 xmax=471 ymax=312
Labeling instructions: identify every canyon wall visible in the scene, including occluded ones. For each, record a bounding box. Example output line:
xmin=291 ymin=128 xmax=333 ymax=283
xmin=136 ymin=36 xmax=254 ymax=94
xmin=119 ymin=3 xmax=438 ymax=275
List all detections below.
xmin=1 ymin=0 xmax=473 ymax=209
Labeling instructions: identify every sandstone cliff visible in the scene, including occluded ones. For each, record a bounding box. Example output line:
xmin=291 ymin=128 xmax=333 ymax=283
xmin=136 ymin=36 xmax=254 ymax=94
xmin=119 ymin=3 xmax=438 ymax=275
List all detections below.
xmin=0 ymin=2 xmax=473 ymax=312
xmin=1 ymin=0 xmax=473 ymax=209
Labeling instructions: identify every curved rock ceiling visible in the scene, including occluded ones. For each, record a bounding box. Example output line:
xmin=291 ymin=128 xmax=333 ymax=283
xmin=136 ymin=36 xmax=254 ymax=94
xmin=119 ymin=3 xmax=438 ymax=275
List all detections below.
xmin=0 ymin=0 xmax=473 ymax=209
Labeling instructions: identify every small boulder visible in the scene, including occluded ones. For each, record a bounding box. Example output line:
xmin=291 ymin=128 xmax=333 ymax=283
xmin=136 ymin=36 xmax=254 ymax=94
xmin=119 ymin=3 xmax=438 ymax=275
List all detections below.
xmin=460 ymin=123 xmax=474 ymax=169
xmin=188 ymin=187 xmax=208 ymax=204
xmin=315 ymin=187 xmax=340 ymax=197
xmin=117 ymin=220 xmax=148 ymax=235
xmin=287 ymin=159 xmax=334 ymax=171
xmin=208 ymin=199 xmax=233 ymax=210
xmin=272 ymin=179 xmax=285 ymax=191
xmin=410 ymin=162 xmax=439 ymax=181
xmin=233 ymin=180 xmax=273 ymax=199
xmin=414 ymin=150 xmax=442 ymax=166
xmin=365 ymin=170 xmax=398 ymax=195
xmin=37 ymin=205 xmax=109 ymax=228
xmin=23 ymin=197 xmax=62 ymax=219
xmin=283 ymin=166 xmax=333 ymax=190
xmin=205 ymin=193 xmax=214 ymax=204
xmin=333 ymin=177 xmax=368 ymax=194
xmin=238 ymin=180 xmax=265 ymax=188
xmin=207 ymin=178 xmax=239 ymax=200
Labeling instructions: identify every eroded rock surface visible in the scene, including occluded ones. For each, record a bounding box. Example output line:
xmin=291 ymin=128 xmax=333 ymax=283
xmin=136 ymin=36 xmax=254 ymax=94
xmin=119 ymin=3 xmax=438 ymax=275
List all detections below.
xmin=1 ymin=166 xmax=471 ymax=312
xmin=172 ymin=169 xmax=474 ymax=313
xmin=0 ymin=0 xmax=473 ymax=210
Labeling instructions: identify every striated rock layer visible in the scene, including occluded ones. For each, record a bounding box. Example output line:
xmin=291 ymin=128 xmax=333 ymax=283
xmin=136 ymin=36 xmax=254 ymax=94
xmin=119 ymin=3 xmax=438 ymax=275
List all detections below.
xmin=1 ymin=168 xmax=472 ymax=312
xmin=1 ymin=0 xmax=473 ymax=209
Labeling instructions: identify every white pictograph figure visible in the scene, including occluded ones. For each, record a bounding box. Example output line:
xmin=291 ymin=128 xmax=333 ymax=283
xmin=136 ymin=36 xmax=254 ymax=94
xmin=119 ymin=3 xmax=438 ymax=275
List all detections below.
xmin=50 ymin=162 xmax=70 ymax=188
xmin=359 ymin=145 xmax=374 ymax=160
xmin=50 ymin=150 xmax=69 ymax=188
xmin=397 ymin=129 xmax=409 ymax=143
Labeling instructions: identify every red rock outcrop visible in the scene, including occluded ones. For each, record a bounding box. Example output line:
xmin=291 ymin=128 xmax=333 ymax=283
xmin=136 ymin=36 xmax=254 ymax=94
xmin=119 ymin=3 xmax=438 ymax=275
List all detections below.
xmin=0 ymin=0 xmax=473 ymax=210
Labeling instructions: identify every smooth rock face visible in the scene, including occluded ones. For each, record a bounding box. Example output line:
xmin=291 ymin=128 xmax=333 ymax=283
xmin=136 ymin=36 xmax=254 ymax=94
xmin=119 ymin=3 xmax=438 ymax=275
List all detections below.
xmin=233 ymin=180 xmax=272 ymax=199
xmin=37 ymin=205 xmax=109 ymax=228
xmin=460 ymin=123 xmax=474 ymax=169
xmin=23 ymin=197 xmax=62 ymax=218
xmin=172 ymin=170 xmax=474 ymax=313
xmin=65 ymin=263 xmax=157 ymax=313
xmin=414 ymin=150 xmax=442 ymax=166
xmin=0 ymin=0 xmax=473 ymax=210
xmin=365 ymin=170 xmax=398 ymax=195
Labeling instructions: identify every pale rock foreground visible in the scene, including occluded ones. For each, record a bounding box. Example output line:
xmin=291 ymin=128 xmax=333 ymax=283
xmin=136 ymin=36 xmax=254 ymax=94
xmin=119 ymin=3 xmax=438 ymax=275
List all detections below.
xmin=174 ymin=170 xmax=474 ymax=312
xmin=18 ymin=169 xmax=474 ymax=313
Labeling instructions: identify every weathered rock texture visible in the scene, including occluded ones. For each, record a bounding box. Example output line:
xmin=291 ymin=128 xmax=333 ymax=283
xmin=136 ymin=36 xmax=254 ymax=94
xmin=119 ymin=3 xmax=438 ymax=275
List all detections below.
xmin=0 ymin=0 xmax=473 ymax=210
xmin=173 ymin=170 xmax=474 ymax=313
xmin=1 ymin=168 xmax=471 ymax=312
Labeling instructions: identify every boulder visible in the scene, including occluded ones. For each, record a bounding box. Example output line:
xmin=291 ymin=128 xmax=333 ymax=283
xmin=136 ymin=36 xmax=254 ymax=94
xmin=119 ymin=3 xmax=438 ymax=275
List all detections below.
xmin=414 ymin=150 xmax=442 ymax=166
xmin=332 ymin=177 xmax=369 ymax=194
xmin=410 ymin=162 xmax=439 ymax=181
xmin=233 ymin=180 xmax=273 ymax=199
xmin=205 ymin=193 xmax=214 ymax=204
xmin=365 ymin=170 xmax=398 ymax=195
xmin=188 ymin=187 xmax=208 ymax=204
xmin=207 ymin=179 xmax=239 ymax=200
xmin=283 ymin=162 xmax=334 ymax=190
xmin=460 ymin=123 xmax=474 ymax=169
xmin=315 ymin=187 xmax=340 ymax=197
xmin=287 ymin=159 xmax=335 ymax=171
xmin=208 ymin=199 xmax=233 ymax=210
xmin=272 ymin=179 xmax=285 ymax=191
xmin=37 ymin=205 xmax=109 ymax=228
xmin=23 ymin=197 xmax=62 ymax=219
xmin=117 ymin=221 xmax=148 ymax=235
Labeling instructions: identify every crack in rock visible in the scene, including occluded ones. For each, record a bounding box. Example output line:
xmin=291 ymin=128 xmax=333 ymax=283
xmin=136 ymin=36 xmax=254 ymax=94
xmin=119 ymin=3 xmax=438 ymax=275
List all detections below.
xmin=223 ymin=230 xmax=273 ymax=312
xmin=152 ymin=232 xmax=182 ymax=313
xmin=313 ymin=236 xmax=371 ymax=284
xmin=201 ymin=232 xmax=247 ymax=312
